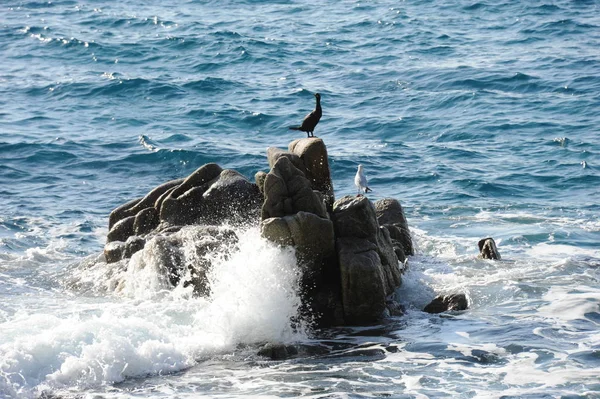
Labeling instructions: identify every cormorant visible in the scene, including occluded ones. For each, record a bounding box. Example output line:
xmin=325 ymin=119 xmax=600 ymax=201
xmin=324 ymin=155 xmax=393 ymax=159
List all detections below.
xmin=355 ymin=164 xmax=372 ymax=195
xmin=289 ymin=93 xmax=321 ymax=137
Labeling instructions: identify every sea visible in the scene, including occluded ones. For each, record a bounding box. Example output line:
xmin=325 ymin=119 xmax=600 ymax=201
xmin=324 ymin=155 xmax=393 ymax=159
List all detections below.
xmin=1 ymin=0 xmax=599 ymax=398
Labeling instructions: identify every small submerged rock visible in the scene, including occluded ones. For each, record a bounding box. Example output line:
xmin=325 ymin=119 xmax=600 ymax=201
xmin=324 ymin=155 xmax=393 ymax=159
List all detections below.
xmin=478 ymin=237 xmax=501 ymax=260
xmin=257 ymin=343 xmax=299 ymax=360
xmin=424 ymin=293 xmax=469 ymax=314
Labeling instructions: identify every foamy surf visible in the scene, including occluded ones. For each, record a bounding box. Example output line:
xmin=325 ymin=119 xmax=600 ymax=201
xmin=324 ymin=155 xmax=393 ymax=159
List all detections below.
xmin=0 ymin=226 xmax=307 ymax=398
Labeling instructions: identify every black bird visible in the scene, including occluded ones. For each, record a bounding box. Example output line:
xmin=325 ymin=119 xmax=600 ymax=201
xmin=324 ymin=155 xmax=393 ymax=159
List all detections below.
xmin=289 ymin=93 xmax=321 ymax=137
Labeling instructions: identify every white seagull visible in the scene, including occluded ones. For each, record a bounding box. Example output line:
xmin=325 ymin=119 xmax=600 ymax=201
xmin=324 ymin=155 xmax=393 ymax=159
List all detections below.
xmin=354 ymin=164 xmax=372 ymax=196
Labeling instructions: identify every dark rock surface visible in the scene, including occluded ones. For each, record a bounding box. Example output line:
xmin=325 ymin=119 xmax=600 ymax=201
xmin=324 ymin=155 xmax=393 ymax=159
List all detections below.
xmin=133 ymin=207 xmax=160 ymax=236
xmin=158 ymin=163 xmax=223 ymax=225
xmin=107 ymin=215 xmax=136 ymax=244
xmin=104 ymin=241 xmax=125 ymax=263
xmin=261 ymin=212 xmax=335 ymax=262
xmin=261 ymin=156 xmax=327 ymax=220
xmin=478 ymin=237 xmax=501 ymax=260
xmin=257 ymin=343 xmax=298 ymax=360
xmin=333 ymin=196 xmax=402 ymax=325
xmin=105 ymin=163 xmax=261 ymax=265
xmin=375 ymin=198 xmax=414 ymax=260
xmin=424 ymin=293 xmax=469 ymax=314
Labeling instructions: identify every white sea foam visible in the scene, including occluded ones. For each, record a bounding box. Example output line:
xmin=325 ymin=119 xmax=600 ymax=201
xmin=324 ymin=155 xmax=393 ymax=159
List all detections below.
xmin=0 ymin=227 xmax=306 ymax=398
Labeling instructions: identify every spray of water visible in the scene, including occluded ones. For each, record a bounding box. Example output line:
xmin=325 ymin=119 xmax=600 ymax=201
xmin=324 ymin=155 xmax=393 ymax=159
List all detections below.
xmin=0 ymin=226 xmax=307 ymax=397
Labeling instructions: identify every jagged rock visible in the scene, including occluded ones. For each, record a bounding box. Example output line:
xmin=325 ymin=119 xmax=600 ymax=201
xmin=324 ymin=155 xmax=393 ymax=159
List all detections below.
xmin=255 ymin=171 xmax=267 ymax=195
xmin=478 ymin=237 xmax=501 ymax=260
xmin=104 ymin=235 xmax=144 ymax=264
xmin=130 ymin=178 xmax=184 ymax=213
xmin=424 ymin=294 xmax=468 ymax=314
xmin=104 ymin=241 xmax=126 ymax=263
xmin=170 ymin=163 xmax=224 ymax=199
xmin=261 ymin=151 xmax=338 ymax=326
xmin=288 ymin=138 xmax=334 ymax=208
xmin=257 ymin=343 xmax=298 ymax=360
xmin=262 ymin=156 xmax=327 ymax=220
xmin=333 ymin=196 xmax=402 ymax=324
xmin=375 ymin=198 xmax=414 ymax=259
xmin=107 ymin=215 xmax=136 ymax=243
xmin=133 ymin=207 xmax=160 ymax=236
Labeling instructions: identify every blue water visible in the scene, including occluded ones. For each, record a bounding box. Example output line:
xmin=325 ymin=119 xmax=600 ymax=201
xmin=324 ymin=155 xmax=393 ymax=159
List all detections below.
xmin=1 ymin=1 xmax=600 ymax=398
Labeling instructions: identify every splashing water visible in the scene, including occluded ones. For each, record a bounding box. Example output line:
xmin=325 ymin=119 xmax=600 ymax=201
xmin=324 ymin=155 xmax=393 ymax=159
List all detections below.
xmin=0 ymin=227 xmax=306 ymax=398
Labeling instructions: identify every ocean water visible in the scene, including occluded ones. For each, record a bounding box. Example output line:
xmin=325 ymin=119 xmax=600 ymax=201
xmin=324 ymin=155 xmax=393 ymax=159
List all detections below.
xmin=1 ymin=0 xmax=600 ymax=397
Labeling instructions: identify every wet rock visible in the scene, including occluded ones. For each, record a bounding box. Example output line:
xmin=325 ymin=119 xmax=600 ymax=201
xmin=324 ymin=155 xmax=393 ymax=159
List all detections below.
xmin=159 ymin=163 xmax=223 ymax=226
xmin=123 ymin=235 xmax=145 ymax=258
xmin=104 ymin=241 xmax=125 ymax=263
xmin=261 ymin=156 xmax=327 ymax=220
xmin=386 ymin=299 xmax=405 ymax=317
xmin=333 ymin=196 xmax=401 ymax=324
xmin=106 ymin=215 xmax=136 ymax=243
xmin=288 ymin=138 xmax=335 ymax=209
xmin=131 ymin=178 xmax=184 ymax=213
xmin=108 ymin=197 xmax=142 ymax=231
xmin=424 ymin=293 xmax=469 ymax=314
xmin=159 ymin=165 xmax=262 ymax=227
xmin=478 ymin=237 xmax=501 ymax=260
xmin=257 ymin=343 xmax=298 ymax=360
xmin=148 ymin=226 xmax=238 ymax=296
xmin=375 ymin=198 xmax=414 ymax=259
xmin=261 ymin=212 xmax=335 ymax=262
xmin=261 ymin=211 xmax=342 ymax=327
xmin=133 ymin=207 xmax=160 ymax=236
xmin=201 ymin=169 xmax=263 ymax=224
xmin=108 ymin=179 xmax=185 ymax=230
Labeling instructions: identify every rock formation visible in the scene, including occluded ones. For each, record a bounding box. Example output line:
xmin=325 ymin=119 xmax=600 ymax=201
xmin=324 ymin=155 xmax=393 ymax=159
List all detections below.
xmin=104 ymin=137 xmax=414 ymax=327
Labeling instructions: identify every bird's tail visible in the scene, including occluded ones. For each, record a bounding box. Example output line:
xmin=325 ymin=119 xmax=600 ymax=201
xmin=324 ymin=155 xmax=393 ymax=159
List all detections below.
xmin=365 ymin=187 xmax=372 ymax=193
xmin=289 ymin=126 xmax=301 ymax=130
